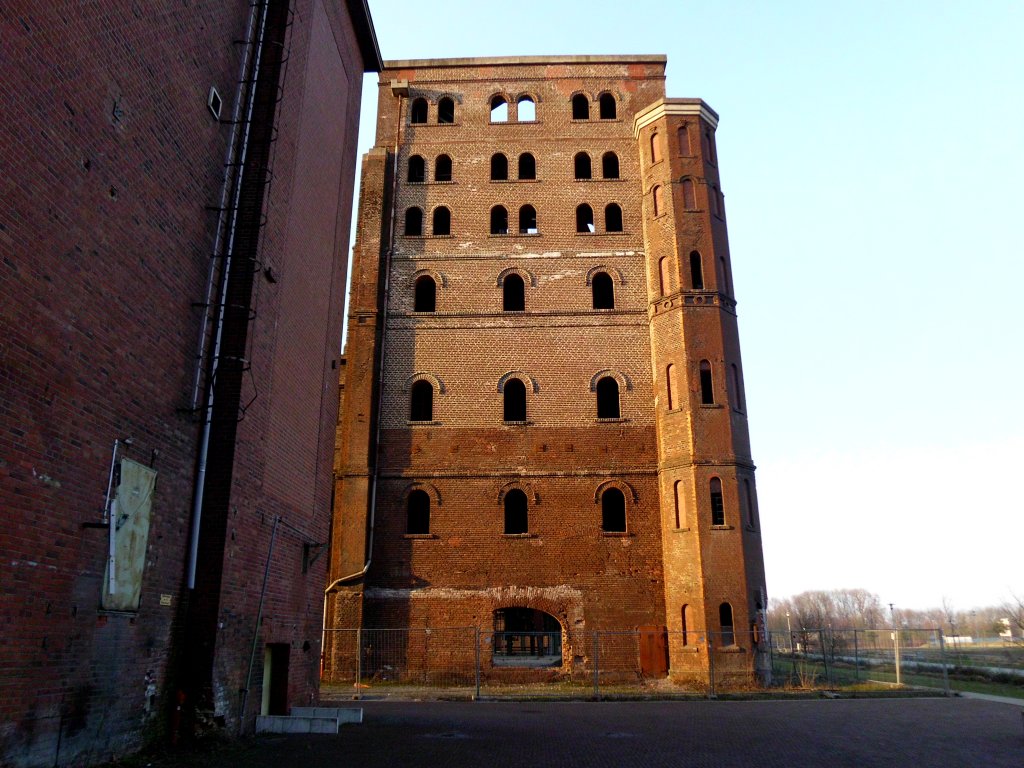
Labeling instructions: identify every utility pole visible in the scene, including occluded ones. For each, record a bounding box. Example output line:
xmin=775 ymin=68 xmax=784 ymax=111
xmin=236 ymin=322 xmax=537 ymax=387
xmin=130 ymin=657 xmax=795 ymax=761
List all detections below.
xmin=889 ymin=602 xmax=901 ymax=686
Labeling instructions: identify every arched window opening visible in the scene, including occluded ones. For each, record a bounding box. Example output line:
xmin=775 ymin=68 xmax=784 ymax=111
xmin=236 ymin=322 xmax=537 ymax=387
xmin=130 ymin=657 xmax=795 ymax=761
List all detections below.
xmin=518 ymin=205 xmax=538 ymax=235
xmin=704 ymin=128 xmax=717 ymax=164
xmin=710 ymin=477 xmax=725 ymax=526
xmin=502 ymin=273 xmax=525 ymax=311
xmin=407 ymin=490 xmax=430 ymax=534
xmin=410 ymin=380 xmax=433 ymax=422
xmin=681 ymin=178 xmax=696 ymax=210
xmin=413 ymin=275 xmax=436 ymax=312
xmin=404 ymin=206 xmax=423 ymax=236
xmin=659 ymin=256 xmax=672 ymax=297
xmin=503 ymin=378 xmax=527 ymax=422
xmin=410 ymin=97 xmax=428 ymax=124
xmin=435 ymin=154 xmax=452 ymax=182
xmin=604 ymin=203 xmax=623 ymax=232
xmin=673 ymin=479 xmax=684 ymax=528
xmin=432 ymin=207 xmax=451 ymax=236
xmin=743 ymin=478 xmax=755 ymax=528
xmin=516 ymin=95 xmax=536 ymax=121
xmin=650 ymin=132 xmax=661 ymax=163
xmin=493 ymin=608 xmax=561 ymax=664
xmin=576 ymin=203 xmax=594 ymax=233
xmin=437 ymin=97 xmax=455 ymax=124
xmin=666 ymin=363 xmax=676 ymax=410
xmin=718 ymin=256 xmax=732 ymax=296
xmin=717 ymin=188 xmax=725 ymax=218
xmin=518 ymin=152 xmax=536 ymax=180
xmin=571 ymin=93 xmax=589 ymax=120
xmin=601 ymin=487 xmax=626 ymax=532
xmin=699 ymin=360 xmax=714 ymax=405
xmin=599 ymin=92 xmax=616 ymax=119
xmin=491 ymin=153 xmax=509 ymax=181
xmin=596 ymin=376 xmax=620 ymax=419
xmin=681 ymin=604 xmax=690 ymax=645
xmin=574 ymin=152 xmax=592 ymax=180
xmin=709 ymin=184 xmax=720 ymax=216
xmin=591 ymin=272 xmax=614 ymax=309
xmin=678 ymin=125 xmax=691 ymax=155
xmin=490 ymin=95 xmax=509 ymax=122
xmin=407 ymin=155 xmax=425 ymax=183
xmin=601 ymin=151 xmax=619 ymax=179
xmin=719 ymin=602 xmax=735 ymax=646
xmin=490 ymin=205 xmax=509 ymax=235
xmin=731 ymin=364 xmax=744 ymax=411
xmin=503 ymin=489 xmax=528 ymax=533
xmin=701 ymin=128 xmax=711 ymax=160
xmin=652 ymin=185 xmax=662 ymax=216
xmin=689 ymin=251 xmax=704 ymax=290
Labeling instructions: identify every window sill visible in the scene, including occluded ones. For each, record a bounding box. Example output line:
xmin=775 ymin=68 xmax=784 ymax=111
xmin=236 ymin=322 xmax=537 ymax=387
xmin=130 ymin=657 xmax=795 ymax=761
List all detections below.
xmin=575 ymin=177 xmax=625 ymax=182
xmin=700 ymin=403 xmax=724 ymax=409
xmin=491 ymin=179 xmax=541 ymax=183
xmin=404 ymin=234 xmax=455 ymax=239
xmin=673 ymin=527 xmax=691 ymax=533
xmin=718 ymin=645 xmax=745 ymax=654
xmin=489 ymin=232 xmax=542 ymax=237
xmin=574 ymin=231 xmax=629 ymax=236
xmin=501 ymin=533 xmax=536 ymax=539
xmin=403 ymin=533 xmax=438 ymax=540
xmin=410 ymin=122 xmax=460 ymax=127
xmin=601 ymin=531 xmax=630 ymax=537
xmin=596 ymin=417 xmax=626 ymax=423
xmin=503 ymin=420 xmax=531 ymax=426
xmin=407 ymin=420 xmax=441 ymax=426
xmin=711 ymin=525 xmax=735 ymax=531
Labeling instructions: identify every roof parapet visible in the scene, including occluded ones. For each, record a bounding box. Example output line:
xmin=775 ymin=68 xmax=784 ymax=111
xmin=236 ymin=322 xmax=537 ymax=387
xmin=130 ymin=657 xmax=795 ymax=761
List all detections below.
xmin=633 ymin=98 xmax=719 ymax=137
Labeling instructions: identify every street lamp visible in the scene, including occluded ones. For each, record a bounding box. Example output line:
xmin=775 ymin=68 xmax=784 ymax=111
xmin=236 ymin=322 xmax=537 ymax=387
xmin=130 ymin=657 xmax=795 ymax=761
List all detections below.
xmin=889 ymin=602 xmax=901 ymax=686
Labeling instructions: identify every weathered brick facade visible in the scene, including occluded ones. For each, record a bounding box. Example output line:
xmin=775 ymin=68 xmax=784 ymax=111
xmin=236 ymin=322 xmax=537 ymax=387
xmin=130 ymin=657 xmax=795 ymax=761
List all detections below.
xmin=0 ymin=1 xmax=378 ymax=765
xmin=328 ymin=56 xmax=767 ymax=681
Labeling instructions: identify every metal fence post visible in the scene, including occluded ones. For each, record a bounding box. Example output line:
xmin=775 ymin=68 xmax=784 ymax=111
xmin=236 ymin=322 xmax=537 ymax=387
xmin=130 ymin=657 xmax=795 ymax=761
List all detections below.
xmin=355 ymin=627 xmax=362 ymax=700
xmin=937 ymin=628 xmax=950 ymax=696
xmin=474 ymin=626 xmax=481 ymax=700
xmin=592 ymin=631 xmax=600 ymax=699
xmin=707 ymin=633 xmax=715 ymax=699
xmin=853 ymin=629 xmax=860 ymax=682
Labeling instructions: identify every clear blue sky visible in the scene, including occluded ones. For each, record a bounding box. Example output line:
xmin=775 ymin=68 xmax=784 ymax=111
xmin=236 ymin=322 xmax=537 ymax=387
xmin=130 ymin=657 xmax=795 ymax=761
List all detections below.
xmin=350 ymin=0 xmax=1024 ymax=611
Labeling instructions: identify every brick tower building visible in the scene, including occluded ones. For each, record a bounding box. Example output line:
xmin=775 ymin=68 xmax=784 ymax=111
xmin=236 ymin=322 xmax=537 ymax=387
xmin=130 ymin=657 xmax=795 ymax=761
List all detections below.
xmin=328 ymin=55 xmax=767 ymax=682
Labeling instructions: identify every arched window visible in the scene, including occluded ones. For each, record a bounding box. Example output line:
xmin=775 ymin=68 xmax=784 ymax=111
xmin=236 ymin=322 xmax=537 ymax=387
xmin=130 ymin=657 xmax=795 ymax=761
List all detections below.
xmin=437 ymin=97 xmax=454 ymax=124
xmin=407 ymin=490 xmax=430 ymax=534
xmin=410 ymin=380 xmax=433 ymax=422
xmin=574 ymin=152 xmax=592 ymax=180
xmin=591 ymin=272 xmax=614 ymax=309
xmin=571 ymin=93 xmax=589 ymax=120
xmin=709 ymin=184 xmax=720 ymax=216
xmin=678 ymin=125 xmax=691 ymax=155
xmin=413 ymin=275 xmax=436 ymax=312
xmin=718 ymin=256 xmax=732 ymax=296
xmin=503 ymin=488 xmax=528 ymax=534
xmin=490 ymin=205 xmax=509 ymax=235
xmin=503 ymin=378 xmax=527 ymax=422
xmin=673 ymin=479 xmax=684 ymax=528
xmin=704 ymin=128 xmax=716 ymax=164
xmin=601 ymin=487 xmax=626 ymax=533
xmin=690 ymin=251 xmax=704 ymax=290
xmin=596 ymin=376 xmax=620 ymax=418
xmin=650 ymin=132 xmax=661 ymax=163
xmin=699 ymin=360 xmax=714 ymax=405
xmin=576 ymin=203 xmax=594 ymax=233
xmin=410 ymin=97 xmax=428 ymax=124
xmin=516 ymin=95 xmax=536 ymax=121
xmin=719 ymin=602 xmax=735 ymax=646
xmin=604 ymin=203 xmax=623 ymax=232
xmin=743 ymin=478 xmax=755 ymax=528
xmin=731 ymin=364 xmax=744 ymax=411
xmin=602 ymin=152 xmax=619 ymax=179
xmin=710 ymin=477 xmax=725 ymax=526
xmin=658 ymin=256 xmax=672 ymax=297
xmin=681 ymin=604 xmax=690 ymax=645
xmin=652 ymin=185 xmax=662 ymax=216
xmin=407 ymin=155 xmax=425 ymax=183
xmin=518 ymin=205 xmax=538 ymax=235
xmin=502 ymin=273 xmax=525 ymax=311
xmin=665 ymin=363 xmax=676 ymax=411
xmin=404 ymin=206 xmax=423 ymax=236
xmin=518 ymin=153 xmax=536 ymax=180
xmin=491 ymin=153 xmax=509 ymax=181
xmin=490 ymin=95 xmax=508 ymax=123
xmin=599 ymin=92 xmax=616 ymax=119
xmin=432 ymin=206 xmax=451 ymax=236
xmin=681 ymin=178 xmax=696 ymax=210
xmin=435 ymin=154 xmax=452 ymax=182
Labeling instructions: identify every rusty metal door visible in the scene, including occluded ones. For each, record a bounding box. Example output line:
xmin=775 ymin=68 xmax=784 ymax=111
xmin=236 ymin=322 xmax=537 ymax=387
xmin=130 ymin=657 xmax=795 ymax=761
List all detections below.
xmin=638 ymin=626 xmax=669 ymax=677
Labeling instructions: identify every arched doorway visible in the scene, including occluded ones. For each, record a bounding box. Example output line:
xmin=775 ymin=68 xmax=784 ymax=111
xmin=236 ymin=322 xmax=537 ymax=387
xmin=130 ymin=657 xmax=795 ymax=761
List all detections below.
xmin=492 ymin=608 xmax=562 ymax=667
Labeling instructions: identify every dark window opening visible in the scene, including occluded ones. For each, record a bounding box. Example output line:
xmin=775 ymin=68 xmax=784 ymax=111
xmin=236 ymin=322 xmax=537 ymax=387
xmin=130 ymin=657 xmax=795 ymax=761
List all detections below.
xmin=690 ymin=251 xmax=704 ymax=289
xmin=682 ymin=178 xmax=696 ymax=210
xmin=652 ymin=185 xmax=662 ymax=216
xmin=666 ymin=363 xmax=676 ymax=410
xmin=731 ymin=364 xmax=744 ymax=411
xmin=681 ymin=604 xmax=690 ymax=645
xmin=410 ymin=380 xmax=433 ymax=422
xmin=674 ymin=479 xmax=684 ymax=528
xmin=407 ymin=155 xmax=425 ymax=183
xmin=705 ymin=128 xmax=717 ymax=164
xmin=518 ymin=152 xmax=536 ymax=180
xmin=601 ymin=487 xmax=626 ymax=532
xmin=574 ymin=152 xmax=592 ymax=180
xmin=435 ymin=154 xmax=452 ymax=182
xmin=493 ymin=608 xmax=561 ymax=664
xmin=605 ymin=203 xmax=623 ymax=232
xmin=719 ymin=256 xmax=732 ymax=296
xmin=432 ymin=206 xmax=451 ymax=236
xmin=576 ymin=204 xmax=594 ymax=233
xmin=410 ymin=97 xmax=428 ymax=124
xmin=602 ymin=152 xmax=619 ymax=179
xmin=503 ymin=489 xmax=528 ymax=533
xmin=591 ymin=272 xmax=614 ymax=309
xmin=599 ymin=93 xmax=616 ymax=119
xmin=699 ymin=360 xmax=714 ymax=405
xmin=407 ymin=490 xmax=430 ymax=534
xmin=490 ymin=205 xmax=509 ymax=235
xmin=490 ymin=96 xmax=508 ymax=123
xmin=518 ymin=205 xmax=538 ymax=235
xmin=437 ymin=97 xmax=455 ymax=124
xmin=404 ymin=207 xmax=423 ymax=236
xmin=491 ymin=153 xmax=509 ymax=181
xmin=743 ymin=478 xmax=755 ymax=528
xmin=517 ymin=96 xmax=536 ymax=121
xmin=503 ymin=378 xmax=527 ymax=422
xmin=413 ymin=276 xmax=436 ymax=312
xmin=596 ymin=376 xmax=620 ymax=418
xmin=719 ymin=602 xmax=735 ymax=646
xmin=502 ymin=273 xmax=525 ymax=311
xmin=709 ymin=184 xmax=720 ymax=216
xmin=679 ymin=125 xmax=691 ymax=155
xmin=710 ymin=477 xmax=725 ymax=526
xmin=571 ymin=94 xmax=589 ymax=120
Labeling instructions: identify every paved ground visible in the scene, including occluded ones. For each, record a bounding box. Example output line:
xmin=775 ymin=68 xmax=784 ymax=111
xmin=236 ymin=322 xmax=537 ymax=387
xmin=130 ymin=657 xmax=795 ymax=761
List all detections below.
xmin=139 ymin=697 xmax=1023 ymax=767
